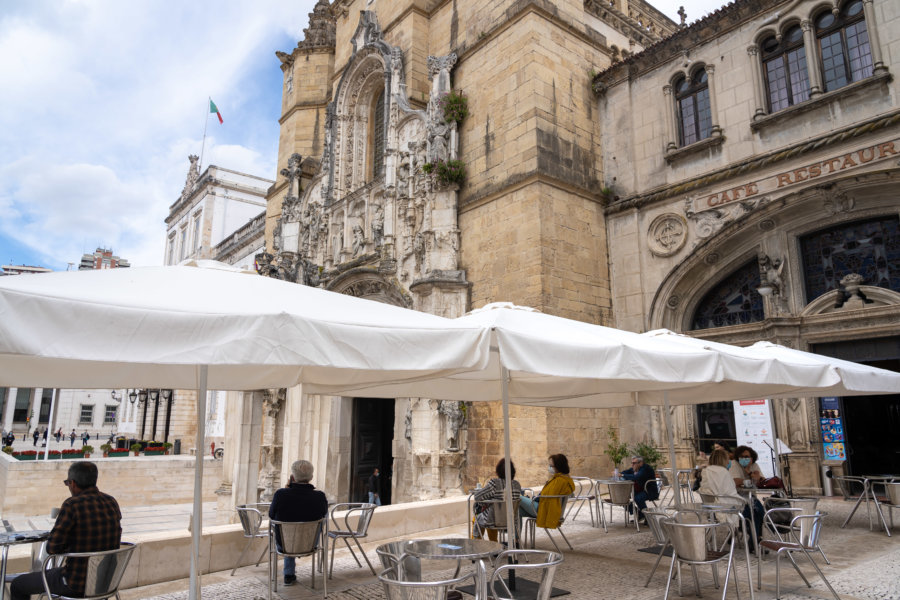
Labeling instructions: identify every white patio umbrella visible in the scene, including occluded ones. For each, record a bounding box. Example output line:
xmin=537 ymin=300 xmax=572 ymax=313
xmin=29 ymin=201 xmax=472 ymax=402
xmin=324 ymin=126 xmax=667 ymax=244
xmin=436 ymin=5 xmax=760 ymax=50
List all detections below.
xmin=0 ymin=263 xmax=491 ymax=600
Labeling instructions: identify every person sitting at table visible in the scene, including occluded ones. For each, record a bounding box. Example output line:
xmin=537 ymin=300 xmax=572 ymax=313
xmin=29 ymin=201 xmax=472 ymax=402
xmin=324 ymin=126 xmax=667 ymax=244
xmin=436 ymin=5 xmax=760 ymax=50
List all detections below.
xmin=269 ymin=459 xmax=328 ymax=586
xmin=10 ymin=461 xmax=122 ymax=600
xmin=698 ymin=449 xmax=764 ymax=551
xmin=732 ymin=445 xmax=763 ymax=487
xmin=473 ymin=458 xmax=522 ymax=541
xmin=619 ymin=456 xmax=659 ymax=523
xmin=519 ymin=454 xmax=575 ymax=530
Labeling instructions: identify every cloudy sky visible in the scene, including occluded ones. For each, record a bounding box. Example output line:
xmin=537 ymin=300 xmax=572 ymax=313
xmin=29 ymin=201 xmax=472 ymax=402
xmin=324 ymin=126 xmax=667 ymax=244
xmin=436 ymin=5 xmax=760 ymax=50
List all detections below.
xmin=0 ymin=0 xmax=727 ymax=270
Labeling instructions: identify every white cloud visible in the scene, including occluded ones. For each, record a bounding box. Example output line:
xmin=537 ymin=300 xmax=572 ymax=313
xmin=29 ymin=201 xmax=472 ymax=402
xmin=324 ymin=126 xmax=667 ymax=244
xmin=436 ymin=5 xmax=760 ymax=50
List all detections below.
xmin=0 ymin=0 xmax=316 ymax=269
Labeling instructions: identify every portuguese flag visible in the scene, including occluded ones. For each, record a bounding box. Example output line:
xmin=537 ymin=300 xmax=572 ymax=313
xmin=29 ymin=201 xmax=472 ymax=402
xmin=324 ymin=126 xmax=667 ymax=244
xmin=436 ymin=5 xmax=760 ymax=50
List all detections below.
xmin=209 ymin=99 xmax=223 ymax=124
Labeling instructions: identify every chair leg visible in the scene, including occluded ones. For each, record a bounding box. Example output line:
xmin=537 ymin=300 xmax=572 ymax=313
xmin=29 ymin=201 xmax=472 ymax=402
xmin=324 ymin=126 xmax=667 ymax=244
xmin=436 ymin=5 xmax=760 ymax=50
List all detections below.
xmin=329 ymin=535 xmax=337 ymax=578
xmin=798 ymin=548 xmax=840 ymax=600
xmin=544 ymin=530 xmax=563 ymax=554
xmin=690 ymin=564 xmax=701 ymax=597
xmin=645 ymin=542 xmax=669 ymax=587
xmin=663 ymin=552 xmax=678 ymax=600
xmin=231 ymin=538 xmax=254 ymax=576
xmin=556 ymin=528 xmax=574 ymax=550
xmin=353 ymin=536 xmax=377 ymax=576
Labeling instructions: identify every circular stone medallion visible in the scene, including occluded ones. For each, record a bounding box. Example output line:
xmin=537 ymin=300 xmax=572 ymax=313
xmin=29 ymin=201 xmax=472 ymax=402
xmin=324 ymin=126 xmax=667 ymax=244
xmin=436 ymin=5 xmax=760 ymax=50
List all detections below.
xmin=648 ymin=213 xmax=688 ymax=257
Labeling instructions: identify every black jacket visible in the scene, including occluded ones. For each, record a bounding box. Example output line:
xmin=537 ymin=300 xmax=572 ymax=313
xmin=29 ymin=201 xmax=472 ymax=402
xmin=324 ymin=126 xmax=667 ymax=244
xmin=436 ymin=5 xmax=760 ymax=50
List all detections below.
xmin=622 ymin=464 xmax=659 ymax=499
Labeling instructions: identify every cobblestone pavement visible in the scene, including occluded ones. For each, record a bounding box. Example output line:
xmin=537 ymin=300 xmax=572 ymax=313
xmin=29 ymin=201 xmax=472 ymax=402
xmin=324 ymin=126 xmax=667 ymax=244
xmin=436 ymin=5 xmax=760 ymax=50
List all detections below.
xmin=122 ymin=497 xmax=898 ymax=600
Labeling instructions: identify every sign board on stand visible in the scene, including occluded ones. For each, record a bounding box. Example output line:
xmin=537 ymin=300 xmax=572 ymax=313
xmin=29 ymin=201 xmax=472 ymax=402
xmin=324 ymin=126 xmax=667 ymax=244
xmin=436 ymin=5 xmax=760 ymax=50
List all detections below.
xmin=733 ymin=399 xmax=782 ymax=478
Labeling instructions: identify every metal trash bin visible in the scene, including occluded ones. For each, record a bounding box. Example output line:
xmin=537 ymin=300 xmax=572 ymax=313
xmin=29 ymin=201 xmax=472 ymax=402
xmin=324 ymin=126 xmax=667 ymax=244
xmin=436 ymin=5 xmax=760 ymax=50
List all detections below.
xmin=821 ymin=465 xmax=833 ymax=496
xmin=174 ymin=439 xmax=181 ymax=455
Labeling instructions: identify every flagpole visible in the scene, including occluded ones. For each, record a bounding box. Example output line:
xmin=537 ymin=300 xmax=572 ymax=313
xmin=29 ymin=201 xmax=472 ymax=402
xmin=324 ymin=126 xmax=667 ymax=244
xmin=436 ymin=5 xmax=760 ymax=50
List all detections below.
xmin=199 ymin=97 xmax=210 ymax=170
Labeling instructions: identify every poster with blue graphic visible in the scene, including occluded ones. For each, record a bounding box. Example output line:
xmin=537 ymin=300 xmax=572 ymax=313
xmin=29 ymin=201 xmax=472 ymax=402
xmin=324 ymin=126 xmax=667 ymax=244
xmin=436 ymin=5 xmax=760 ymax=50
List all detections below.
xmin=820 ymin=417 xmax=846 ymax=460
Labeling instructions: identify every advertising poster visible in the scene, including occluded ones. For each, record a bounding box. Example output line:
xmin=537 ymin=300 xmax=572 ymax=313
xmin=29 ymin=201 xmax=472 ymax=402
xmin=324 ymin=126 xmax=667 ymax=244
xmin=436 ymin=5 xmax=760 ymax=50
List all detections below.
xmin=733 ymin=399 xmax=778 ymax=478
xmin=820 ymin=417 xmax=846 ymax=460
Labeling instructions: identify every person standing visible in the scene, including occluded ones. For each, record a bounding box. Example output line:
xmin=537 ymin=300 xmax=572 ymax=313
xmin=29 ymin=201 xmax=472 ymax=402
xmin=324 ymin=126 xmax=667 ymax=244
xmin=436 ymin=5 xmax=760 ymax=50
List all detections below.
xmin=81 ymin=431 xmax=90 ymax=447
xmin=32 ymin=428 xmax=39 ymax=447
xmin=269 ymin=460 xmax=328 ymax=586
xmin=69 ymin=430 xmax=76 ymax=447
xmin=367 ymin=468 xmax=382 ymax=506
xmin=9 ymin=461 xmax=122 ymax=599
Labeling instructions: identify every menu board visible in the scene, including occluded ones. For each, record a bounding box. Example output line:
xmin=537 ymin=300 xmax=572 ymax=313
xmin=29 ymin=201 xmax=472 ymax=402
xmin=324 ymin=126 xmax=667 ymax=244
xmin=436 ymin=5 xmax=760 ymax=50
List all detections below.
xmin=733 ymin=399 xmax=778 ymax=478
xmin=820 ymin=417 xmax=846 ymax=460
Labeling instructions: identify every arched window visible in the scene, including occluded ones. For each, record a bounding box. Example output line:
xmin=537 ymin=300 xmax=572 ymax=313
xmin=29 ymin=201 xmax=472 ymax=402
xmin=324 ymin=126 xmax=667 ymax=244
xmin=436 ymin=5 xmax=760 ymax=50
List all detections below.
xmin=691 ymin=261 xmax=764 ymax=330
xmin=762 ymin=25 xmax=811 ymax=112
xmin=800 ymin=216 xmax=900 ymax=302
xmin=675 ymin=69 xmax=712 ymax=147
xmin=815 ymin=0 xmax=873 ymax=92
xmin=370 ymin=88 xmax=386 ymax=180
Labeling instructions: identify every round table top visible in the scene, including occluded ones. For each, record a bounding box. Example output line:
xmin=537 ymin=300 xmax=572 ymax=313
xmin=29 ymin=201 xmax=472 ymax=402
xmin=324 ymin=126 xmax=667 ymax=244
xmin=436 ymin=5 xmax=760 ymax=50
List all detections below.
xmin=679 ymin=502 xmax=740 ymax=514
xmin=405 ymin=538 xmax=502 ymax=560
xmin=0 ymin=530 xmax=49 ymax=547
xmin=595 ymin=478 xmax=631 ymax=485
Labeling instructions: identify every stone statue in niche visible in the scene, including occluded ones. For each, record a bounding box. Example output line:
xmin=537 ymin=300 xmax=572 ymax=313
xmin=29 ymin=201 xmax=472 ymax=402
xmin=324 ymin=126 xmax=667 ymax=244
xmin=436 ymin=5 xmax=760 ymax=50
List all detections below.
xmin=758 ymin=255 xmax=785 ymax=297
xmin=352 ymin=224 xmax=366 ymax=256
xmin=255 ymin=252 xmax=277 ymax=278
xmin=438 ymin=400 xmax=464 ymax=452
xmin=181 ymin=155 xmax=200 ymax=202
xmin=281 ymin=153 xmax=303 ymax=200
xmin=413 ymin=141 xmax=428 ymax=196
xmin=272 ymin=220 xmax=283 ymax=253
xmin=425 ymin=54 xmax=457 ymax=168
xmin=371 ymin=204 xmax=384 ymax=248
xmin=397 ymin=151 xmax=411 ymax=198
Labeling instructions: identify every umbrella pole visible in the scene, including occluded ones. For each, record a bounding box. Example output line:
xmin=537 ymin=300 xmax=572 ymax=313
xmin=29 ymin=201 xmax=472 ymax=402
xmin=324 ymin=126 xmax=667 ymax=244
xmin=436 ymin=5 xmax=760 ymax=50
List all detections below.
xmin=767 ymin=399 xmax=783 ymax=490
xmin=190 ymin=365 xmax=208 ymax=600
xmin=501 ymin=366 xmax=517 ymax=591
xmin=663 ymin=393 xmax=681 ymax=508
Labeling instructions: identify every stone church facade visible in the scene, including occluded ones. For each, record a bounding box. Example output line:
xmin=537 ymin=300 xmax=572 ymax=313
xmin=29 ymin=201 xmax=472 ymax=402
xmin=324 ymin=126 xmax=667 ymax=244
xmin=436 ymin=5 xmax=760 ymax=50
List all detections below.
xmin=218 ymin=0 xmax=899 ymax=511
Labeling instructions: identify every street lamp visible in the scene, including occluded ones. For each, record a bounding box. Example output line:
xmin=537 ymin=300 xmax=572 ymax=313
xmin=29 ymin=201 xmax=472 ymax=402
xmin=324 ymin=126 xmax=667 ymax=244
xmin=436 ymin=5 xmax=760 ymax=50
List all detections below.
xmin=128 ymin=388 xmax=174 ymax=443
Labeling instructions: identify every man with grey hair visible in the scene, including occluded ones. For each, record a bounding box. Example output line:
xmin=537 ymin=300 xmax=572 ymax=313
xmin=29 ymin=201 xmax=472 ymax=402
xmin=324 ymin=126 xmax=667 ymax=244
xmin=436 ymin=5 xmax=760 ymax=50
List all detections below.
xmin=619 ymin=455 xmax=658 ymax=523
xmin=10 ymin=461 xmax=121 ymax=600
xmin=268 ymin=460 xmax=328 ymax=586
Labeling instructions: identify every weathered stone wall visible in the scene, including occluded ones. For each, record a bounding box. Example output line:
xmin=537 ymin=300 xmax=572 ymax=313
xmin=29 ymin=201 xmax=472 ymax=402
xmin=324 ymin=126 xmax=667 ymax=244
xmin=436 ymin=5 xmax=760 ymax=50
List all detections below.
xmin=0 ymin=453 xmax=221 ymax=517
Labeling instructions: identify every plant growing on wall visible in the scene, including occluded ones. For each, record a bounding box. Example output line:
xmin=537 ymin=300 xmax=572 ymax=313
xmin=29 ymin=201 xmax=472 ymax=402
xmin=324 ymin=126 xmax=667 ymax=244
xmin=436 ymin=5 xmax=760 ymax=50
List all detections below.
xmin=421 ymin=159 xmax=466 ymax=187
xmin=439 ymin=90 xmax=469 ymax=123
xmin=605 ymin=425 xmax=629 ymax=469
xmin=629 ymin=440 xmax=664 ymax=468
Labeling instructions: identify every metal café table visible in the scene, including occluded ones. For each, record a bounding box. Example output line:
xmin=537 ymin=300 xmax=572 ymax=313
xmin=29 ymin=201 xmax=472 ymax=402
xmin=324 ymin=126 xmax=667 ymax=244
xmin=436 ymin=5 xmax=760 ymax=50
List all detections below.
xmin=404 ymin=538 xmax=502 ymax=600
xmin=676 ymin=503 xmax=755 ymax=600
xmin=841 ymin=474 xmax=897 ymax=536
xmin=0 ymin=530 xmax=50 ymax=600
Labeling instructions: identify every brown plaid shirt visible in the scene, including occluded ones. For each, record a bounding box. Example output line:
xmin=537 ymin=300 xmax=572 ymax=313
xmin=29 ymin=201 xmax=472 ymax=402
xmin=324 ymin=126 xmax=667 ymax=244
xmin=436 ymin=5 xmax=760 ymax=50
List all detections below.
xmin=48 ymin=487 xmax=122 ymax=595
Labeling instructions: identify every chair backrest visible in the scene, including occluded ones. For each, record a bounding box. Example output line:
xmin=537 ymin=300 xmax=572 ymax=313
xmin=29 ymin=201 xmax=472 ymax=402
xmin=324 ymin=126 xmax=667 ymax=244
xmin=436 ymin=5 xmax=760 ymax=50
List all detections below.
xmin=571 ymin=477 xmax=594 ymax=498
xmin=375 ymin=541 xmax=421 ymax=582
xmin=43 ymin=542 xmax=136 ymax=600
xmin=790 ymin=511 xmax=826 ymax=549
xmin=378 ymin=562 xmax=473 ymax=600
xmin=270 ymin=518 xmax=324 ymax=556
xmin=833 ymin=475 xmax=865 ymax=500
xmin=643 ymin=508 xmax=673 ymax=544
xmin=698 ymin=492 xmax=716 ymax=504
xmin=663 ymin=519 xmax=730 ymax=562
xmin=607 ymin=481 xmax=633 ymax=505
xmin=486 ymin=498 xmax=520 ymax=529
xmin=784 ymin=497 xmax=819 ymax=515
xmin=489 ymin=550 xmax=563 ymax=600
xmin=236 ymin=504 xmax=267 ymax=537
xmin=885 ymin=482 xmax=900 ymax=506
xmin=330 ymin=502 xmax=376 ymax=537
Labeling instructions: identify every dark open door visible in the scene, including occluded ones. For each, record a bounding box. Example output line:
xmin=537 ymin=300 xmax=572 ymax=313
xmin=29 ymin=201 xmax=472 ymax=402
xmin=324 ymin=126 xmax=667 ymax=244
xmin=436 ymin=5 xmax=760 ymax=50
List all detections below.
xmin=350 ymin=398 xmax=395 ymax=504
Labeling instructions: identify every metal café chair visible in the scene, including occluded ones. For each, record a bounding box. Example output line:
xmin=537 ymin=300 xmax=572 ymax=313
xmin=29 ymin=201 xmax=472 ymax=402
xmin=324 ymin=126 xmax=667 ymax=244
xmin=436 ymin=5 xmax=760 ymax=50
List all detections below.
xmin=642 ymin=507 xmax=676 ymax=587
xmin=375 ymin=541 xmax=422 ymax=581
xmin=231 ymin=502 xmax=270 ymax=576
xmin=759 ymin=510 xmax=839 ymax=600
xmin=326 ymin=502 xmax=377 ymax=578
xmin=522 ymin=494 xmax=573 ymax=553
xmin=268 ymin=517 xmax=327 ymax=599
xmin=489 ymin=549 xmax=563 ymax=600
xmin=378 ymin=558 xmax=474 ymax=600
xmin=600 ymin=480 xmax=639 ymax=531
xmin=662 ymin=517 xmax=739 ymax=600
xmin=565 ymin=477 xmax=598 ymax=527
xmin=885 ymin=482 xmax=900 ymax=530
xmin=477 ymin=498 xmax=521 ymax=546
xmin=38 ymin=541 xmax=136 ymax=600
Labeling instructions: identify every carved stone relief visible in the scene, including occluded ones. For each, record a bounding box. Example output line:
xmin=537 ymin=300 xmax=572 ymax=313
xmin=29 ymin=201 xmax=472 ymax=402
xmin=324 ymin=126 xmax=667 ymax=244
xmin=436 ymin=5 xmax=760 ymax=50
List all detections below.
xmin=684 ymin=195 xmax=771 ymax=239
xmin=648 ymin=213 xmax=688 ymax=257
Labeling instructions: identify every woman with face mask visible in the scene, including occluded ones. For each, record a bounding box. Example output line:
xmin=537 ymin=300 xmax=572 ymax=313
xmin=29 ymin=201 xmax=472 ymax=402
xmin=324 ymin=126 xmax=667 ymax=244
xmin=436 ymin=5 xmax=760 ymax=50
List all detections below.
xmin=731 ymin=445 xmax=762 ymax=488
xmin=518 ymin=454 xmax=575 ymax=530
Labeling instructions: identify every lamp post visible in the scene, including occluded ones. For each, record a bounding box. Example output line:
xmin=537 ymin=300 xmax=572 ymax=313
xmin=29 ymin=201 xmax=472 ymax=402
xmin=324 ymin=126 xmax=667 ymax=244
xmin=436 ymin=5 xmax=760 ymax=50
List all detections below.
xmin=129 ymin=389 xmax=174 ymax=442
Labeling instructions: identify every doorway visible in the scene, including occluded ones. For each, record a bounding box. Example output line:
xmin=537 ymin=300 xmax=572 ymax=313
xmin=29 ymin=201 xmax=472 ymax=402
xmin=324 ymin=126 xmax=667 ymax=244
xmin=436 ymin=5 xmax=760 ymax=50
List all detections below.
xmin=812 ymin=338 xmax=900 ymax=476
xmin=350 ymin=398 xmax=394 ymax=504
xmin=695 ymin=401 xmax=737 ymax=453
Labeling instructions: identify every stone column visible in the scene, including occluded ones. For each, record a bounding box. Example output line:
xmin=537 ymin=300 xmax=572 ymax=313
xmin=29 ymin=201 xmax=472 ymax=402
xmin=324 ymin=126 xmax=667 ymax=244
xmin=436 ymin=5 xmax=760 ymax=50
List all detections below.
xmin=3 ymin=388 xmax=17 ymax=431
xmin=219 ymin=390 xmax=264 ymax=523
xmin=31 ymin=388 xmax=43 ymax=432
xmin=704 ymin=64 xmax=722 ymax=136
xmin=862 ymin=0 xmax=886 ymax=74
xmin=747 ymin=44 xmax=766 ymax=119
xmin=801 ymin=20 xmax=824 ymax=96
xmin=662 ymin=84 xmax=677 ymax=151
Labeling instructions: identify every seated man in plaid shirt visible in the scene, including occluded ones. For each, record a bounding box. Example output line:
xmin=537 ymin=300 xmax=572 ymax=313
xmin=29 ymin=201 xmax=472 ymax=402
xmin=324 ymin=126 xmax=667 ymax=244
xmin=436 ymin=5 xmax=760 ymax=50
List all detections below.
xmin=11 ymin=461 xmax=122 ymax=600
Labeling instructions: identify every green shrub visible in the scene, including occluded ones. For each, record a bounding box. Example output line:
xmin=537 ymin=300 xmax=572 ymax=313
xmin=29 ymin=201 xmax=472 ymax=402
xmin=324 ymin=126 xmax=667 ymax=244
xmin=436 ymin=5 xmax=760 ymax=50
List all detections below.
xmin=630 ymin=440 xmax=664 ymax=469
xmin=439 ymin=90 xmax=468 ymax=123
xmin=605 ymin=425 xmax=629 ymax=468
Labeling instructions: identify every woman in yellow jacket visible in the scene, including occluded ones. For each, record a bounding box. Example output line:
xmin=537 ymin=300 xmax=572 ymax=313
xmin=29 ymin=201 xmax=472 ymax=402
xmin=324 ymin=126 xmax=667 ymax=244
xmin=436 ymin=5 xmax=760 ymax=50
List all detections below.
xmin=519 ymin=454 xmax=575 ymax=528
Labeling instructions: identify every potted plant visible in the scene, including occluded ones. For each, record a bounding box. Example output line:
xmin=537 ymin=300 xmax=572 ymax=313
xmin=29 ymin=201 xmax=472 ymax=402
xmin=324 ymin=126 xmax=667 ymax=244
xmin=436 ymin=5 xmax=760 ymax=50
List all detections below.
xmin=144 ymin=443 xmax=165 ymax=456
xmin=13 ymin=450 xmax=37 ymax=461
xmin=2 ymin=446 xmax=12 ymax=456
xmin=130 ymin=442 xmax=143 ymax=456
xmin=108 ymin=447 xmax=130 ymax=458
xmin=605 ymin=425 xmax=629 ymax=472
xmin=62 ymin=448 xmax=84 ymax=459
xmin=81 ymin=445 xmax=94 ymax=458
xmin=163 ymin=442 xmax=174 ymax=455
xmin=100 ymin=443 xmax=112 ymax=457
xmin=47 ymin=450 xmax=62 ymax=460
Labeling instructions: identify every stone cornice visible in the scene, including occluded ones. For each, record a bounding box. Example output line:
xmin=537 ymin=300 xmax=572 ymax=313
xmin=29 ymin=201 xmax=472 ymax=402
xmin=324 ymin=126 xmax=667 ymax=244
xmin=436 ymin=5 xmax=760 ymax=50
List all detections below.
xmin=605 ymin=108 xmax=900 ymax=216
xmin=593 ymin=0 xmax=789 ymax=91
xmin=279 ymin=100 xmax=330 ymax=126
xmin=459 ymin=169 xmax=602 ymax=214
xmin=583 ymin=0 xmax=675 ymax=48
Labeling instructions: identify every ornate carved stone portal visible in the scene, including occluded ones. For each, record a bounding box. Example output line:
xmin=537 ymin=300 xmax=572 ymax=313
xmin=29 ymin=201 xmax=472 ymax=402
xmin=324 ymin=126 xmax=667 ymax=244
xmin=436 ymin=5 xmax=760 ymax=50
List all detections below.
xmin=255 ymin=11 xmax=470 ymax=503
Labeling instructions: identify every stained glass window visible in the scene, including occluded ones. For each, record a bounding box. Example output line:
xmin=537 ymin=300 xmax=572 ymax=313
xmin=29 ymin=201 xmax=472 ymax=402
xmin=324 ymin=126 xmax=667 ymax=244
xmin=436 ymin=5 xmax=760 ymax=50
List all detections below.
xmin=691 ymin=261 xmax=764 ymax=330
xmin=800 ymin=216 xmax=900 ymax=302
xmin=372 ymin=89 xmax=385 ymax=179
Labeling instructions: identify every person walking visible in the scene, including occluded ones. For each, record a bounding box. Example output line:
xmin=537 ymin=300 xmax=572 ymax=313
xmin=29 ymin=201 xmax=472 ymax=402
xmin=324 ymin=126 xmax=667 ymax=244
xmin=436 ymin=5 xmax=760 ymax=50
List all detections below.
xmin=367 ymin=468 xmax=382 ymax=506
xmin=32 ymin=428 xmax=39 ymax=447
xmin=81 ymin=431 xmax=90 ymax=447
xmin=69 ymin=430 xmax=76 ymax=447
